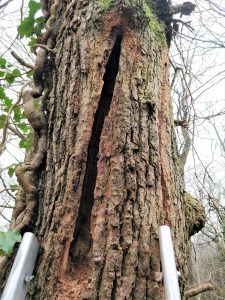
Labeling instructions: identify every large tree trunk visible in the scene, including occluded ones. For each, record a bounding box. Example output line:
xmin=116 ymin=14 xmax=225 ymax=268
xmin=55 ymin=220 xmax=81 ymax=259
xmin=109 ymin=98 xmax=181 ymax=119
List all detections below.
xmin=0 ymin=1 xmax=205 ymax=299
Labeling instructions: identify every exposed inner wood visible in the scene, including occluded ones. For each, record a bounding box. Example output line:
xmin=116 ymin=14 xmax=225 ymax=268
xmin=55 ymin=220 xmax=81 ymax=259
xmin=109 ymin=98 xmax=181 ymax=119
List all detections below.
xmin=70 ymin=33 xmax=124 ymax=264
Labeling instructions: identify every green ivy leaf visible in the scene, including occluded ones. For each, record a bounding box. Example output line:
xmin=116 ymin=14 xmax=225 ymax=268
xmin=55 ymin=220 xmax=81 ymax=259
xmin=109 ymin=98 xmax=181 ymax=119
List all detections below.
xmin=0 ymin=71 xmax=5 ymax=77
xmin=4 ymin=97 xmax=13 ymax=110
xmin=26 ymin=70 xmax=33 ymax=78
xmin=18 ymin=17 xmax=35 ymax=38
xmin=35 ymin=16 xmax=44 ymax=25
xmin=0 ymin=86 xmax=6 ymax=99
xmin=0 ymin=114 xmax=6 ymax=129
xmin=0 ymin=57 xmax=6 ymax=68
xmin=19 ymin=138 xmax=27 ymax=149
xmin=5 ymin=72 xmax=15 ymax=84
xmin=21 ymin=111 xmax=28 ymax=120
xmin=13 ymin=106 xmax=22 ymax=122
xmin=29 ymin=0 xmax=41 ymax=17
xmin=18 ymin=122 xmax=30 ymax=133
xmin=28 ymin=37 xmax=38 ymax=52
xmin=18 ymin=0 xmax=42 ymax=38
xmin=8 ymin=166 xmax=16 ymax=177
xmin=11 ymin=68 xmax=21 ymax=77
xmin=0 ymin=231 xmax=22 ymax=257
xmin=34 ymin=16 xmax=45 ymax=35
xmin=0 ymin=84 xmax=14 ymax=112
xmin=10 ymin=184 xmax=19 ymax=192
xmin=19 ymin=132 xmax=32 ymax=150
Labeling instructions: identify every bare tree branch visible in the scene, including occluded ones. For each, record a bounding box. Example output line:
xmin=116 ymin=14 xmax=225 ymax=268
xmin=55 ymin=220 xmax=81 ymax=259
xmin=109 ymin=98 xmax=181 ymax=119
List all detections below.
xmin=185 ymin=283 xmax=214 ymax=298
xmin=11 ymin=51 xmax=34 ymax=70
xmin=0 ymin=0 xmax=13 ymax=10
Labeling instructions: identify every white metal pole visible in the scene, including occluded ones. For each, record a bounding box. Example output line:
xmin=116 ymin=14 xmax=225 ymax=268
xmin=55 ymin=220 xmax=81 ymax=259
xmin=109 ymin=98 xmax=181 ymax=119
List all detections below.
xmin=159 ymin=225 xmax=181 ymax=300
xmin=1 ymin=232 xmax=39 ymax=300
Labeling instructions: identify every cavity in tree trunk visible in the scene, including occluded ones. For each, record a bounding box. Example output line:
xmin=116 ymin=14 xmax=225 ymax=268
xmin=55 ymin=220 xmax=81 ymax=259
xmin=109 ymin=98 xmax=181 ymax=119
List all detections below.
xmin=0 ymin=1 xmax=205 ymax=299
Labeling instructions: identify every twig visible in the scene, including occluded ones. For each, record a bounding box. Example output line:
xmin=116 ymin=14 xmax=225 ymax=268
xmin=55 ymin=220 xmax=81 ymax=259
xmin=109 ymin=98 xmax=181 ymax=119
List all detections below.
xmin=0 ymin=175 xmax=16 ymax=199
xmin=7 ymin=124 xmax=25 ymax=139
xmin=185 ymin=283 xmax=214 ymax=298
xmin=11 ymin=51 xmax=34 ymax=69
xmin=173 ymin=18 xmax=194 ymax=32
xmin=0 ymin=205 xmax=15 ymax=209
xmin=34 ymin=44 xmax=56 ymax=53
xmin=0 ymin=0 xmax=13 ymax=10
xmin=171 ymin=66 xmax=182 ymax=89
xmin=0 ymin=211 xmax=10 ymax=223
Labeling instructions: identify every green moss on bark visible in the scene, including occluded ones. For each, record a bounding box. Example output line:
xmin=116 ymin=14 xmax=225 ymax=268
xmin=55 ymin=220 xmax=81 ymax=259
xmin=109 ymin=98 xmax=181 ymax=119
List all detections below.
xmin=97 ymin=0 xmax=112 ymax=11
xmin=143 ymin=1 xmax=166 ymax=46
xmin=184 ymin=192 xmax=205 ymax=237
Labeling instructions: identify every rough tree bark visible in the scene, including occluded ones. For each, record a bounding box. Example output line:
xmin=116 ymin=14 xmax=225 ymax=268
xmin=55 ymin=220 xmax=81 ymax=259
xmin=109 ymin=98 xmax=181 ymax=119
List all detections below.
xmin=0 ymin=0 xmax=205 ymax=299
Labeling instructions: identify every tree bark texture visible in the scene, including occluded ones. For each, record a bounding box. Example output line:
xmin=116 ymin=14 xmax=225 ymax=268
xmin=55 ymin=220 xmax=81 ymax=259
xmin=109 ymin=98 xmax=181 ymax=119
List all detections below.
xmin=0 ymin=1 xmax=205 ymax=299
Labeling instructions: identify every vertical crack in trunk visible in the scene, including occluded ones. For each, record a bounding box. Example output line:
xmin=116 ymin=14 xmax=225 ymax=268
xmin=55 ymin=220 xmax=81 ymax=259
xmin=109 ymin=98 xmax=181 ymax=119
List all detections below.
xmin=70 ymin=33 xmax=123 ymax=263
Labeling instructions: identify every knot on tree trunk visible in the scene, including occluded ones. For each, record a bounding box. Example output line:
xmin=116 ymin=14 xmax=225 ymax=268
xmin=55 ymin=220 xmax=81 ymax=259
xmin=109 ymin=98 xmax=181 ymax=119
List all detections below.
xmin=184 ymin=192 xmax=205 ymax=237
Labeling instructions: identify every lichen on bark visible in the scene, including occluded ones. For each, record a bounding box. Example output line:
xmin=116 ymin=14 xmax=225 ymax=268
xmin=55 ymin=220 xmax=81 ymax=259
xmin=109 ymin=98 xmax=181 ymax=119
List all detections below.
xmin=97 ymin=0 xmax=112 ymax=11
